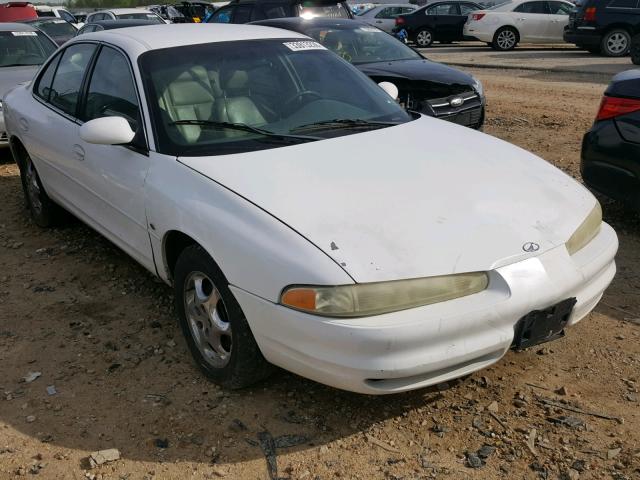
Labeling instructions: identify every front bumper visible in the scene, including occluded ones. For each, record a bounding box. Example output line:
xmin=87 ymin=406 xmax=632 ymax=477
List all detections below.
xmin=582 ymin=122 xmax=640 ymax=210
xmin=232 ymin=224 xmax=617 ymax=394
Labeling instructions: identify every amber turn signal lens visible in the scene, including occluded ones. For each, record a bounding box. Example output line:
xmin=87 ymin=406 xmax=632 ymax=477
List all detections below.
xmin=281 ymin=288 xmax=316 ymax=311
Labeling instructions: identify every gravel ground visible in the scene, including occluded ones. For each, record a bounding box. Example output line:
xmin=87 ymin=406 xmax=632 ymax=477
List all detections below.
xmin=0 ymin=68 xmax=639 ymax=480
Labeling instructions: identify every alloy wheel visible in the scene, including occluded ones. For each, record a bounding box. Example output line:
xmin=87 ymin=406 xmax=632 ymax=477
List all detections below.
xmin=496 ymin=30 xmax=516 ymax=50
xmin=416 ymin=30 xmax=432 ymax=47
xmin=606 ymin=32 xmax=629 ymax=55
xmin=183 ymin=271 xmax=232 ymax=368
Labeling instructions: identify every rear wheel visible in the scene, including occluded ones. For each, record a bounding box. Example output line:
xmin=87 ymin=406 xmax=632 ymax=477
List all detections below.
xmin=17 ymin=151 xmax=66 ymax=227
xmin=600 ymin=29 xmax=631 ymax=57
xmin=174 ymin=244 xmax=273 ymax=389
xmin=492 ymin=27 xmax=518 ymax=51
xmin=414 ymin=28 xmax=434 ymax=48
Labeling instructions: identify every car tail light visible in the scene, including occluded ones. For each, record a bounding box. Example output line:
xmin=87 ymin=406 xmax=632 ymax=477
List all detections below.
xmin=395 ymin=16 xmax=405 ymax=25
xmin=583 ymin=7 xmax=596 ymax=21
xmin=471 ymin=13 xmax=485 ymax=21
xmin=596 ymin=95 xmax=640 ymax=121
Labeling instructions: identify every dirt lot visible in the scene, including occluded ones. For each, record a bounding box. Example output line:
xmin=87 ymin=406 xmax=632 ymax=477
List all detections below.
xmin=1 ymin=65 xmax=639 ymax=480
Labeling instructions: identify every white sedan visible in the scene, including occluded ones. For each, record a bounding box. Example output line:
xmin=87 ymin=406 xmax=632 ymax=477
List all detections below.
xmin=464 ymin=0 xmax=574 ymax=51
xmin=3 ymin=24 xmax=617 ymax=394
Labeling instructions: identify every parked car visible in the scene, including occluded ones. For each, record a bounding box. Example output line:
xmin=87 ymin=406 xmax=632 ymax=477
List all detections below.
xmin=393 ymin=1 xmax=482 ymax=47
xmin=34 ymin=5 xmax=79 ymax=27
xmin=206 ymin=0 xmax=352 ymax=23
xmin=355 ymin=4 xmax=417 ymax=33
xmin=633 ymin=34 xmax=640 ymax=64
xmin=173 ymin=1 xmax=211 ymax=22
xmin=581 ymin=70 xmax=640 ymax=209
xmin=0 ymin=2 xmax=37 ymax=23
xmin=22 ymin=18 xmax=77 ymax=45
xmin=73 ymin=12 xmax=88 ymax=24
xmin=0 ymin=22 xmax=57 ymax=148
xmin=147 ymin=4 xmax=192 ymax=22
xmin=463 ymin=0 xmax=574 ymax=51
xmin=85 ymin=8 xmax=166 ymax=24
xmin=76 ymin=19 xmax=160 ymax=36
xmin=564 ymin=0 xmax=640 ymax=57
xmin=4 ymin=24 xmax=618 ymax=394
xmin=252 ymin=17 xmax=485 ymax=128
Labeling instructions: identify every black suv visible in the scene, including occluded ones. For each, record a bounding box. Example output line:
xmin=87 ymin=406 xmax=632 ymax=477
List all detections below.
xmin=393 ymin=1 xmax=482 ymax=47
xmin=564 ymin=0 xmax=640 ymax=57
xmin=206 ymin=0 xmax=352 ymax=23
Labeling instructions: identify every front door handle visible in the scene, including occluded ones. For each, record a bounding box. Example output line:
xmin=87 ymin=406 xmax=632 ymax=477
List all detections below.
xmin=72 ymin=144 xmax=85 ymax=162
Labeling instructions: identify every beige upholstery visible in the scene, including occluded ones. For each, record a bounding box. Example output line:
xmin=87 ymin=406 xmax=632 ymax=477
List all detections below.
xmin=217 ymin=69 xmax=266 ymax=126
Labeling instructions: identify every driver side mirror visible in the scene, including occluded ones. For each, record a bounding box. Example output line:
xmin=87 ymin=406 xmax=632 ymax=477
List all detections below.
xmin=378 ymin=81 xmax=399 ymax=100
xmin=80 ymin=116 xmax=136 ymax=145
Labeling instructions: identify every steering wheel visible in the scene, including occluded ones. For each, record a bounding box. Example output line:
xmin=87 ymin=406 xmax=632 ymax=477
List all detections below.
xmin=282 ymin=90 xmax=322 ymax=116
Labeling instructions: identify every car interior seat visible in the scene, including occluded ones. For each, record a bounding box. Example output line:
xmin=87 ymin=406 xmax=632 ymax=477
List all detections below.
xmin=216 ymin=69 xmax=266 ymax=128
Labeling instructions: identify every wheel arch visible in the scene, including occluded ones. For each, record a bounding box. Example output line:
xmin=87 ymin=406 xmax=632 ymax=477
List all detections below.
xmin=9 ymin=135 xmax=28 ymax=169
xmin=603 ymin=23 xmax=636 ymax=36
xmin=162 ymin=229 xmax=200 ymax=283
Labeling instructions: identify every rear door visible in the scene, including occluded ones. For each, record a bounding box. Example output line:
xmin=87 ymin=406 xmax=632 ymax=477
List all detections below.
xmin=426 ymin=3 xmax=468 ymax=40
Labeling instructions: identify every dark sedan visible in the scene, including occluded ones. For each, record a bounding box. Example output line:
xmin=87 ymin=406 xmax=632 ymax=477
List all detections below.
xmin=393 ymin=1 xmax=482 ymax=48
xmin=21 ymin=18 xmax=77 ymax=46
xmin=581 ymin=70 xmax=640 ymax=210
xmin=251 ymin=18 xmax=485 ymax=129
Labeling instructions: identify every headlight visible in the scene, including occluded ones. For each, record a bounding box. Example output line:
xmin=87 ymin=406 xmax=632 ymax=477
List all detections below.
xmin=471 ymin=76 xmax=484 ymax=97
xmin=566 ymin=201 xmax=602 ymax=256
xmin=280 ymin=272 xmax=489 ymax=318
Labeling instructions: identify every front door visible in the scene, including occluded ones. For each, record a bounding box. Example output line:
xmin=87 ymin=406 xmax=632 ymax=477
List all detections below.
xmin=511 ymin=1 xmax=551 ymax=42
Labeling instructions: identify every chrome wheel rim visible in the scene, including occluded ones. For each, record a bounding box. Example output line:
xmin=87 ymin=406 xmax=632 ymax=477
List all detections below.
xmin=184 ymin=272 xmax=232 ymax=368
xmin=416 ymin=30 xmax=431 ymax=47
xmin=606 ymin=32 xmax=628 ymax=54
xmin=497 ymin=30 xmax=516 ymax=50
xmin=25 ymin=159 xmax=43 ymax=216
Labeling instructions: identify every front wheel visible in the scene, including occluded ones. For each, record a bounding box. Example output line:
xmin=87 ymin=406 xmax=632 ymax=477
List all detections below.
xmin=414 ymin=28 xmax=433 ymax=48
xmin=492 ymin=27 xmax=518 ymax=51
xmin=174 ymin=245 xmax=273 ymax=389
xmin=600 ymin=29 xmax=631 ymax=57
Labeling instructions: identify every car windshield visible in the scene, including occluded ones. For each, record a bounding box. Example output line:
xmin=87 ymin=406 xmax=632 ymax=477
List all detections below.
xmin=139 ymin=39 xmax=411 ymax=156
xmin=117 ymin=12 xmax=164 ymax=22
xmin=0 ymin=30 xmax=56 ymax=67
xmin=34 ymin=20 xmax=76 ymax=37
xmin=303 ymin=25 xmax=421 ymax=64
xmin=296 ymin=3 xmax=351 ymax=19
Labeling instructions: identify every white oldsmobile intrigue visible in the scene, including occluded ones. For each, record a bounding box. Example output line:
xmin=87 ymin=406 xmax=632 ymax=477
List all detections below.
xmin=464 ymin=0 xmax=574 ymax=51
xmin=3 ymin=24 xmax=617 ymax=394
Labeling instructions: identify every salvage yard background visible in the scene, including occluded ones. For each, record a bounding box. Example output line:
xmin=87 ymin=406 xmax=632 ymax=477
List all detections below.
xmin=0 ymin=45 xmax=639 ymax=480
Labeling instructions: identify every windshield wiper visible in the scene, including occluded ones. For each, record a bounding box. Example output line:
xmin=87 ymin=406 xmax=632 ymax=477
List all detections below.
xmin=169 ymin=120 xmax=321 ymax=143
xmin=291 ymin=118 xmax=401 ymax=133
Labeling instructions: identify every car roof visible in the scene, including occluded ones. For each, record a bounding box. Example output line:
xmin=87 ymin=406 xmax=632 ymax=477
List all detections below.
xmin=22 ymin=17 xmax=67 ymax=23
xmin=85 ymin=19 xmax=160 ymax=29
xmin=253 ymin=17 xmax=367 ymax=30
xmin=0 ymin=21 xmax=38 ymax=32
xmin=94 ymin=8 xmax=156 ymax=14
xmin=75 ymin=23 xmax=308 ymax=57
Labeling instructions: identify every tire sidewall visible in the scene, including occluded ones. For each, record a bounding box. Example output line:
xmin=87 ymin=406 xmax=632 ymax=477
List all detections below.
xmin=415 ymin=28 xmax=433 ymax=47
xmin=173 ymin=245 xmax=267 ymax=388
xmin=19 ymin=153 xmax=57 ymax=227
xmin=493 ymin=27 xmax=518 ymax=51
xmin=601 ymin=29 xmax=631 ymax=57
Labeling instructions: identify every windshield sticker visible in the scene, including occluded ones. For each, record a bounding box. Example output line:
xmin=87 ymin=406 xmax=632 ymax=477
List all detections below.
xmin=283 ymin=41 xmax=326 ymax=51
xmin=12 ymin=31 xmax=38 ymax=36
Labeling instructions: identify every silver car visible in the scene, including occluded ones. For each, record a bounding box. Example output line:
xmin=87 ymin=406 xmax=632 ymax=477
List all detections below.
xmin=0 ymin=23 xmax=57 ymax=148
xmin=355 ymin=4 xmax=417 ymax=32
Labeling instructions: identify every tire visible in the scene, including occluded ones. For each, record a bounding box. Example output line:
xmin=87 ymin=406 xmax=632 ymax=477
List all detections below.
xmin=174 ymin=244 xmax=273 ymax=389
xmin=414 ymin=28 xmax=434 ymax=48
xmin=492 ymin=26 xmax=518 ymax=51
xmin=17 ymin=150 xmax=66 ymax=227
xmin=631 ymin=35 xmax=640 ymax=65
xmin=600 ymin=29 xmax=631 ymax=57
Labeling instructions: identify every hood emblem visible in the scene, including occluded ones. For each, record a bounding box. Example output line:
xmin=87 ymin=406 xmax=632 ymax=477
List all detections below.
xmin=522 ymin=242 xmax=540 ymax=253
xmin=449 ymin=97 xmax=464 ymax=107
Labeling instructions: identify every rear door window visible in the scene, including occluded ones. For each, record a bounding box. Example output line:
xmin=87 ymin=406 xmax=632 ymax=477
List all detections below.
xmin=262 ymin=3 xmax=291 ymax=18
xmin=514 ymin=1 xmax=550 ymax=13
xmin=48 ymin=43 xmax=96 ymax=116
xmin=547 ymin=1 xmax=573 ymax=13
xmin=427 ymin=3 xmax=460 ymax=15
xmin=35 ymin=51 xmax=62 ymax=101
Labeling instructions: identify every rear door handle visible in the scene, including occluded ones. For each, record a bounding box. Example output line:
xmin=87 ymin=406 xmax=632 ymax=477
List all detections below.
xmin=72 ymin=144 xmax=85 ymax=162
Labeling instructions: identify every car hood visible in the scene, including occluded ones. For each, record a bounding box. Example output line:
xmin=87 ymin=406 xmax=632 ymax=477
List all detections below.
xmin=0 ymin=66 xmax=39 ymax=99
xmin=179 ymin=116 xmax=595 ymax=283
xmin=356 ymin=58 xmax=474 ymax=86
